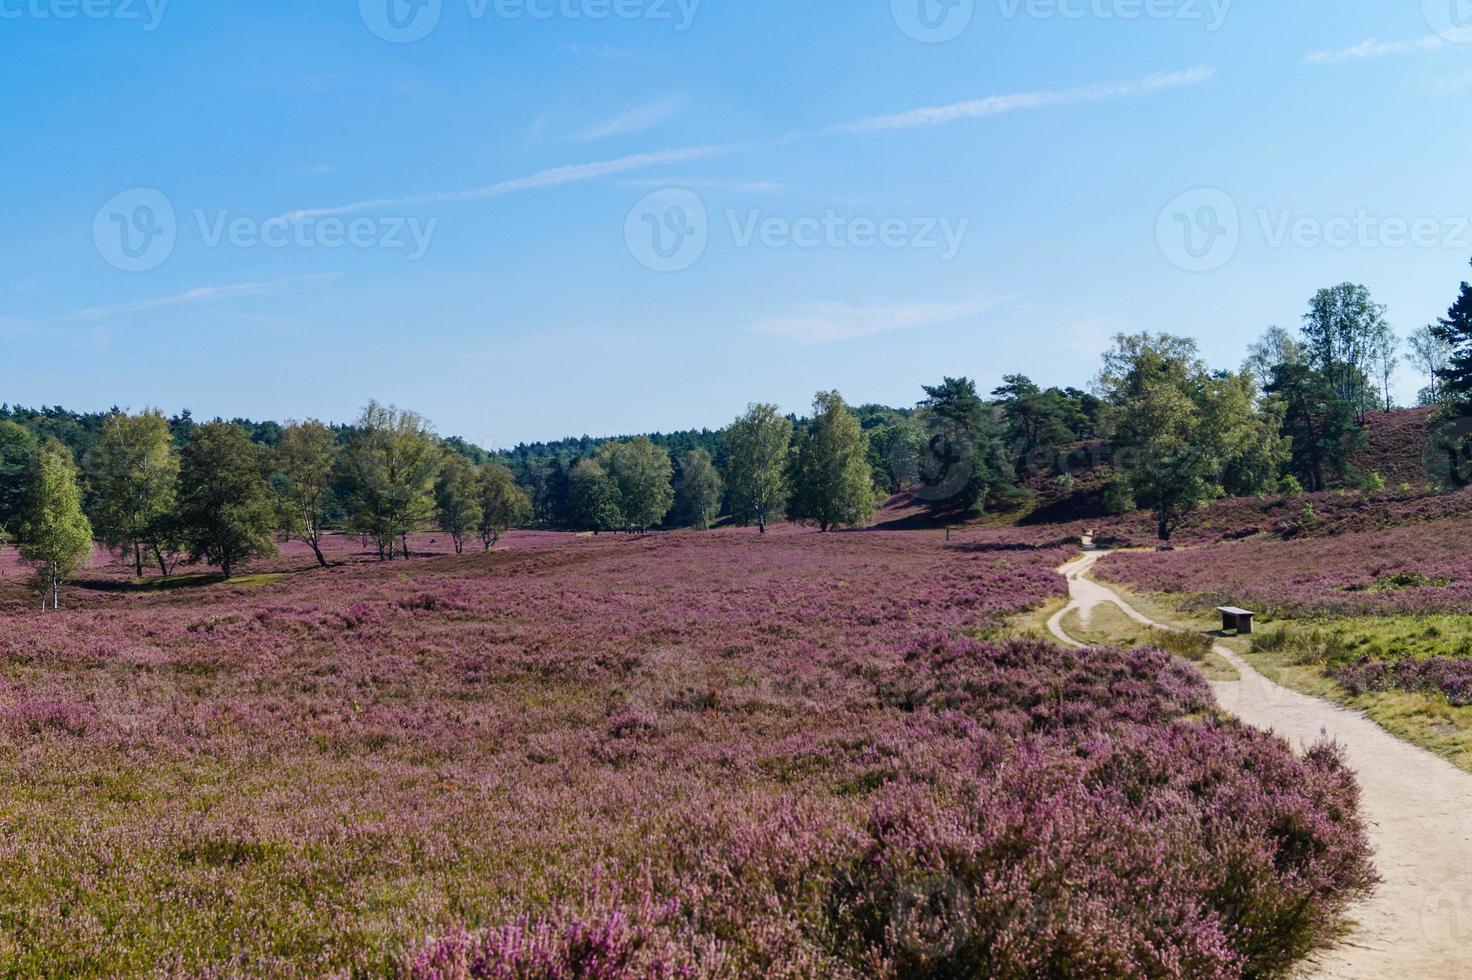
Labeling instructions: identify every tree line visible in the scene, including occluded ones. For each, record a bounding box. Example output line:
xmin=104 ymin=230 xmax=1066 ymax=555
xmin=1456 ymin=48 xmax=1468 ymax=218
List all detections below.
xmin=4 ymin=262 xmax=1470 ymax=605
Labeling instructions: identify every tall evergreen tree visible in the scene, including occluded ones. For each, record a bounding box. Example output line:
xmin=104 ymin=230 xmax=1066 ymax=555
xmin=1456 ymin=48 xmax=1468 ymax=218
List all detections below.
xmin=916 ymin=377 xmax=1013 ymax=513
xmin=1266 ymin=363 xmax=1363 ymax=492
xmin=175 ymin=422 xmax=277 ymax=579
xmin=1432 ymin=258 xmax=1472 ymax=415
xmin=0 ymin=420 xmax=38 ymax=545
xmin=17 ymin=439 xmax=94 ymax=610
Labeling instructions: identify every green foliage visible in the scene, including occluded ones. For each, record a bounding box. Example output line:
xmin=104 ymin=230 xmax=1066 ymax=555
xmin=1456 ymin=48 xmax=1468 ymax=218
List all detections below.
xmin=1266 ymin=362 xmax=1365 ymax=492
xmin=568 ymin=458 xmax=623 ymax=533
xmin=1432 ymin=258 xmax=1472 ymax=416
xmin=90 ymin=410 xmax=180 ymax=578
xmin=1098 ymin=333 xmax=1283 ymax=541
xmin=15 ymin=439 xmax=93 ymax=609
xmin=723 ymin=403 xmax=793 ymax=531
xmin=340 ymin=401 xmax=442 ymax=559
xmin=865 ymin=416 xmax=925 ymax=495
xmin=477 ymin=460 xmax=530 ymax=548
xmin=916 ymin=377 xmax=1013 ymax=514
xmin=600 ymin=437 xmax=674 ymax=532
xmin=175 ymin=422 xmax=278 ymax=579
xmin=1301 ymin=283 xmax=1388 ymax=420
xmin=1277 ymin=474 xmax=1304 ymax=496
xmin=275 ymin=420 xmax=339 ymax=567
xmin=673 ymin=448 xmax=723 ymax=530
xmin=789 ymin=391 xmax=876 ymax=532
xmin=0 ymin=419 xmax=38 ymax=537
xmin=434 ymin=454 xmax=483 ymax=554
xmin=992 ymin=374 xmax=1079 ymax=474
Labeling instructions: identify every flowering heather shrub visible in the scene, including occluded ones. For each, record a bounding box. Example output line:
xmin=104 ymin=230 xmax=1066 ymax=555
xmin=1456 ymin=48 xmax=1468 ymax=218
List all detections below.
xmin=1099 ymin=516 xmax=1472 ymax=617
xmin=1333 ymin=656 xmax=1472 ymax=707
xmin=0 ymin=528 xmax=1372 ymax=976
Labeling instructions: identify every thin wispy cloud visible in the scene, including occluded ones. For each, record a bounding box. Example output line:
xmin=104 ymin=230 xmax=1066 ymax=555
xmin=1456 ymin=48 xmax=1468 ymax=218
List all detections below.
xmin=276 ymin=144 xmax=741 ymax=222
xmin=280 ymin=66 xmax=1212 ymax=224
xmin=60 ymin=274 xmax=341 ymax=322
xmin=619 ymin=177 xmax=791 ymax=194
xmin=822 ymin=67 xmax=1215 ymax=136
xmin=575 ymin=97 xmax=686 ymax=142
xmin=755 ymin=297 xmax=1002 ymax=346
xmin=1304 ymin=35 xmax=1450 ymax=64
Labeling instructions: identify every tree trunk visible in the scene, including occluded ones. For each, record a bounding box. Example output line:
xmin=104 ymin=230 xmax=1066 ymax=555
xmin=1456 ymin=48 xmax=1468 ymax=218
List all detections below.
xmin=153 ymin=545 xmax=169 ymax=578
xmin=133 ymin=541 xmax=144 ymax=578
xmin=52 ymin=570 xmax=60 ymax=610
xmin=222 ymin=556 xmax=233 ymax=580
xmin=309 ymin=537 xmax=328 ymax=568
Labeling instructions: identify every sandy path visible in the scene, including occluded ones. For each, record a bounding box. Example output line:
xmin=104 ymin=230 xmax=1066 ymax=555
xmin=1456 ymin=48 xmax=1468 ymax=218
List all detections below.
xmin=1050 ymin=551 xmax=1472 ymax=979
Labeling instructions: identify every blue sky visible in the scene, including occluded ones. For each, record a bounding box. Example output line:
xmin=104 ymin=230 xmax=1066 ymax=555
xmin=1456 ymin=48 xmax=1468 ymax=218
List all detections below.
xmin=3 ymin=0 xmax=1471 ymax=445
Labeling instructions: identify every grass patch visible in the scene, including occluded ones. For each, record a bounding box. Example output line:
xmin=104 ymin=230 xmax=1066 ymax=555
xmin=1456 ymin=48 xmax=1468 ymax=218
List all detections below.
xmin=1059 ymin=603 xmax=1238 ymax=682
xmin=984 ymin=597 xmax=1068 ymax=643
xmin=1122 ymin=597 xmax=1472 ymax=774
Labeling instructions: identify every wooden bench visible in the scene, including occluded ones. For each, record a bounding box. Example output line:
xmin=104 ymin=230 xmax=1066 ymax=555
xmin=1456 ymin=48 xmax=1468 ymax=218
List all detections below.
xmin=1217 ymin=607 xmax=1255 ymax=635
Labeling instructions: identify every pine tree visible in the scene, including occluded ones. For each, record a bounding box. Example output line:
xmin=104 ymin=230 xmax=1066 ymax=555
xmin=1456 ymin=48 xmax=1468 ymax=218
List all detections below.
xmin=16 ymin=439 xmax=93 ymax=611
xmin=1432 ymin=259 xmax=1472 ymax=415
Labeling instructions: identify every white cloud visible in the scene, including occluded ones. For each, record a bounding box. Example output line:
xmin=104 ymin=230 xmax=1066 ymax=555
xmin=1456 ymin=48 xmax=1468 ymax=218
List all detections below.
xmin=277 ymin=66 xmax=1214 ymax=224
xmin=755 ymin=297 xmax=1002 ymax=345
xmin=275 ymin=144 xmax=741 ymax=222
xmin=60 ymin=274 xmax=341 ymax=322
xmin=575 ymin=96 xmax=686 ymax=142
xmin=618 ymin=177 xmax=791 ymax=194
xmin=1304 ymin=35 xmax=1450 ymax=64
xmin=823 ymin=67 xmax=1216 ymax=136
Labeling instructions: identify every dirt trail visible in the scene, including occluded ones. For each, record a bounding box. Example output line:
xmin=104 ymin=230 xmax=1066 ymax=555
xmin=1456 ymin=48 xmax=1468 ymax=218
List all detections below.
xmin=1050 ymin=551 xmax=1472 ymax=980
